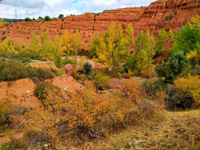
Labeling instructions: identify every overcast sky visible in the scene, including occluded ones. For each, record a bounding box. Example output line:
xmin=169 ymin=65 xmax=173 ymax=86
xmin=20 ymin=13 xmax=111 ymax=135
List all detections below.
xmin=0 ymin=0 xmax=155 ymax=19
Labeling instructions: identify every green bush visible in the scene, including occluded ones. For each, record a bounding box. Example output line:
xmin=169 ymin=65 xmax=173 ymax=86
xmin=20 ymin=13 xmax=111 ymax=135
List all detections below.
xmin=0 ymin=60 xmax=55 ymax=81
xmin=21 ymin=57 xmax=31 ymax=63
xmin=165 ymin=11 xmax=177 ymax=21
xmin=63 ymin=57 xmax=77 ymax=67
xmin=58 ymin=14 xmax=64 ymax=19
xmin=44 ymin=16 xmax=50 ymax=21
xmin=25 ymin=17 xmax=31 ymax=22
xmin=82 ymin=62 xmax=92 ymax=75
xmin=33 ymin=53 xmax=42 ymax=60
xmin=92 ymin=72 xmax=110 ymax=90
xmin=35 ymin=82 xmax=61 ymax=99
xmin=142 ymin=79 xmax=169 ymax=97
xmin=0 ymin=101 xmax=10 ymax=126
xmin=155 ymin=52 xmax=188 ymax=83
xmin=6 ymin=51 xmax=42 ymax=62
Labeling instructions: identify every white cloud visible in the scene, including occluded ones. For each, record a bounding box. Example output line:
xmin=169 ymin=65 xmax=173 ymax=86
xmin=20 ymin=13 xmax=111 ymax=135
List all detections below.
xmin=0 ymin=0 xmax=155 ymax=19
xmin=92 ymin=0 xmax=118 ymax=9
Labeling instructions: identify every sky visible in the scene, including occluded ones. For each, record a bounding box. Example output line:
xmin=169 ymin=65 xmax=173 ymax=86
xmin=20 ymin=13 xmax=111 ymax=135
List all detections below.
xmin=0 ymin=0 xmax=155 ymax=19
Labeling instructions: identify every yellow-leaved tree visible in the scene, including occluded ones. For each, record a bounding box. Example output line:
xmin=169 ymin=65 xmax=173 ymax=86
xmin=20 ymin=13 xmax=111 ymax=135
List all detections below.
xmin=61 ymin=31 xmax=74 ymax=54
xmin=0 ymin=19 xmax=5 ymax=28
xmin=89 ymin=22 xmax=131 ymax=76
xmin=0 ymin=39 xmax=15 ymax=54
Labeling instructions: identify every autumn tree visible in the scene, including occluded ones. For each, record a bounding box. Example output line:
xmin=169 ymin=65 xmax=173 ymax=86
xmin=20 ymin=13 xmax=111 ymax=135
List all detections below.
xmin=61 ymin=31 xmax=74 ymax=55
xmin=89 ymin=22 xmax=134 ymax=76
xmin=155 ymin=28 xmax=169 ymax=56
xmin=0 ymin=19 xmax=5 ymax=28
xmin=73 ymin=30 xmax=81 ymax=58
xmin=29 ymin=32 xmax=40 ymax=53
xmin=0 ymin=39 xmax=15 ymax=54
xmin=133 ymin=29 xmax=155 ymax=76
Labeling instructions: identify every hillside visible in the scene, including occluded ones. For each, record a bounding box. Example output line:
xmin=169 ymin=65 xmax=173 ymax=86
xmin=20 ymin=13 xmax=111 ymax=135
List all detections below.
xmin=0 ymin=0 xmax=200 ymax=48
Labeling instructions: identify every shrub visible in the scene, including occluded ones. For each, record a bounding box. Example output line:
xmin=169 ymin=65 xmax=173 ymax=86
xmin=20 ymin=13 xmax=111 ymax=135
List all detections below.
xmin=25 ymin=18 xmax=31 ymax=22
xmin=37 ymin=67 xmax=54 ymax=81
xmin=0 ymin=101 xmax=11 ymax=126
xmin=112 ymin=79 xmax=161 ymax=128
xmin=0 ymin=60 xmax=55 ymax=81
xmin=166 ymin=75 xmax=200 ymax=110
xmin=21 ymin=57 xmax=31 ymax=63
xmin=11 ymin=79 xmax=161 ymax=149
xmin=174 ymin=75 xmax=200 ymax=106
xmin=63 ymin=57 xmax=77 ymax=67
xmin=165 ymin=11 xmax=177 ymax=21
xmin=167 ymin=87 xmax=194 ymax=110
xmin=34 ymin=81 xmax=62 ymax=106
xmin=120 ymin=72 xmax=131 ymax=79
xmin=71 ymin=69 xmax=81 ymax=80
xmin=120 ymin=79 xmax=144 ymax=103
xmin=33 ymin=53 xmax=42 ymax=60
xmin=92 ymin=72 xmax=110 ymax=90
xmin=58 ymin=14 xmax=64 ymax=19
xmin=44 ymin=16 xmax=50 ymax=21
xmin=141 ymin=65 xmax=154 ymax=78
xmin=143 ymin=80 xmax=164 ymax=96
xmin=156 ymin=52 xmax=188 ymax=83
xmin=82 ymin=62 xmax=92 ymax=75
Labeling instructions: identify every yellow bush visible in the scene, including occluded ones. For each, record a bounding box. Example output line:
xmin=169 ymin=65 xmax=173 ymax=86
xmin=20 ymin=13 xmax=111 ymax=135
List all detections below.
xmin=174 ymin=75 xmax=200 ymax=106
xmin=10 ymin=80 xmax=160 ymax=149
xmin=120 ymin=79 xmax=144 ymax=104
xmin=141 ymin=65 xmax=153 ymax=78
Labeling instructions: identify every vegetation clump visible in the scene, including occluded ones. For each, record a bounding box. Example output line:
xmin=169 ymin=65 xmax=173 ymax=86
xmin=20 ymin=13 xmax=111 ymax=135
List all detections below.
xmin=0 ymin=60 xmax=55 ymax=81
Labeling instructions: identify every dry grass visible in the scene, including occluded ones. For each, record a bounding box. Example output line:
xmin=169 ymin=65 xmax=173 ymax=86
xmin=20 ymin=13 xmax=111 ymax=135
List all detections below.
xmin=60 ymin=109 xmax=200 ymax=150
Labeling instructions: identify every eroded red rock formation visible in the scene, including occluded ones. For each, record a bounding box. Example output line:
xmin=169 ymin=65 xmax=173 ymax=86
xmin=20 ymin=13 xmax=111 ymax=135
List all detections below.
xmin=0 ymin=0 xmax=200 ymax=48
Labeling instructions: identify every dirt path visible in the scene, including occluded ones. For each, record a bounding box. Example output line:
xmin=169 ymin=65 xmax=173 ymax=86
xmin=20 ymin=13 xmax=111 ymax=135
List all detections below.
xmin=73 ymin=109 xmax=200 ymax=150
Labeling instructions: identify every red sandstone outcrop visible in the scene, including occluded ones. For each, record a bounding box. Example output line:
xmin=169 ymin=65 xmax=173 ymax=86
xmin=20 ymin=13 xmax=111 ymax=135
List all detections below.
xmin=0 ymin=0 xmax=200 ymax=48
xmin=133 ymin=0 xmax=200 ymax=35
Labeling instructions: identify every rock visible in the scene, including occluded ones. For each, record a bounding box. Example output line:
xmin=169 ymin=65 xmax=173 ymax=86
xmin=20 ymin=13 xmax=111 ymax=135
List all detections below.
xmin=135 ymin=139 xmax=143 ymax=144
xmin=64 ymin=63 xmax=73 ymax=75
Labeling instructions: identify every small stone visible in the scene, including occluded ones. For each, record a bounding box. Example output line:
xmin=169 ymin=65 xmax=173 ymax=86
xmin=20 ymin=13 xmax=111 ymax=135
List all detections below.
xmin=135 ymin=139 xmax=143 ymax=144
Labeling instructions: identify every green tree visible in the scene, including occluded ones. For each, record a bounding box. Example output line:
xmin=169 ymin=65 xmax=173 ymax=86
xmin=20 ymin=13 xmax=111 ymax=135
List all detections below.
xmin=25 ymin=17 xmax=30 ymax=22
xmin=156 ymin=52 xmax=188 ymax=83
xmin=171 ymin=25 xmax=200 ymax=55
xmin=58 ymin=14 xmax=64 ymax=19
xmin=44 ymin=16 xmax=50 ymax=21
